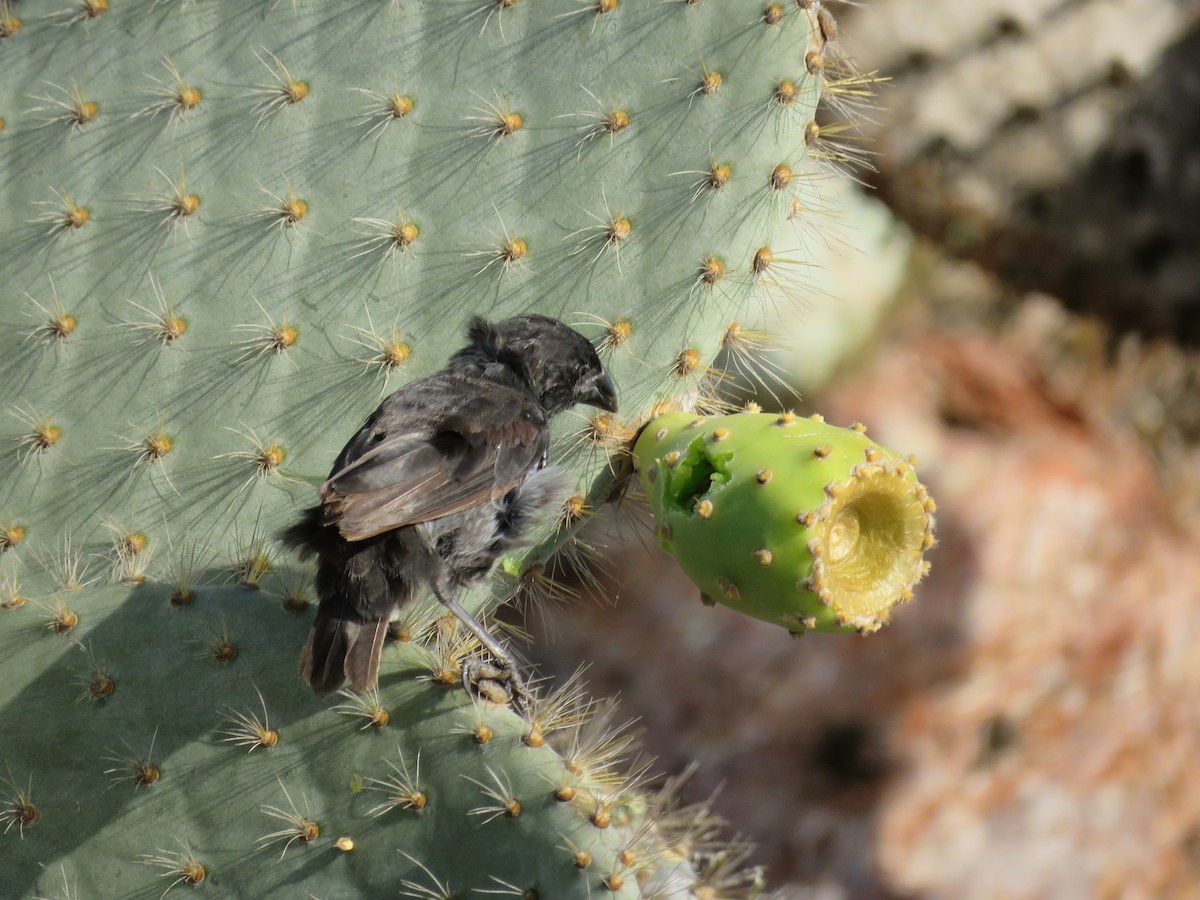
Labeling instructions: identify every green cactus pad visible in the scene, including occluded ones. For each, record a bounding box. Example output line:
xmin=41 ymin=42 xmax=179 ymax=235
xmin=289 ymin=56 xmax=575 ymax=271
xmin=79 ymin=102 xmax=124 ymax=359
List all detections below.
xmin=1 ymin=0 xmax=857 ymax=892
xmin=634 ymin=411 xmax=936 ymax=634
xmin=0 ymin=0 xmax=839 ymax=616
xmin=0 ymin=576 xmax=665 ymax=898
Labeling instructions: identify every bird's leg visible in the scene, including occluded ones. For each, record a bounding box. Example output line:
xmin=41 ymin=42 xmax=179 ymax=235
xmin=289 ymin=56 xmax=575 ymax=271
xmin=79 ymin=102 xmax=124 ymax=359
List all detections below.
xmin=430 ymin=582 xmax=529 ymax=712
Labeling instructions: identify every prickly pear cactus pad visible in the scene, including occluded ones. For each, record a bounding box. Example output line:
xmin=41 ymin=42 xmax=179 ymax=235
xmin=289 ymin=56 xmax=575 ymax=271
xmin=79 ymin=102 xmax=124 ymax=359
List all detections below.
xmin=0 ymin=581 xmax=665 ymax=897
xmin=634 ymin=411 xmax=936 ymax=635
xmin=0 ymin=0 xmax=843 ymax=608
xmin=0 ymin=0 xmax=858 ymax=893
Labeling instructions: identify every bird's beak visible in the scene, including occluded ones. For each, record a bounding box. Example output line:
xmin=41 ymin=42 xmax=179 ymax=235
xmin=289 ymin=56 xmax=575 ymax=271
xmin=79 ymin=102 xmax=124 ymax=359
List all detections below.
xmin=581 ymin=372 xmax=619 ymax=413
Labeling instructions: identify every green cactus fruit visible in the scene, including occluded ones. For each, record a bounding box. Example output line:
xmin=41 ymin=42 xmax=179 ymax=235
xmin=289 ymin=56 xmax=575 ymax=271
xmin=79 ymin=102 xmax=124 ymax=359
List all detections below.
xmin=634 ymin=411 xmax=936 ymax=635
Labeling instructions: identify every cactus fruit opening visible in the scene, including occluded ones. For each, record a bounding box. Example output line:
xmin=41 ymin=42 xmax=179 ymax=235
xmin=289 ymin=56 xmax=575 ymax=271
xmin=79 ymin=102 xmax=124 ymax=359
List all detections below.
xmin=812 ymin=469 xmax=928 ymax=618
xmin=667 ymin=441 xmax=728 ymax=512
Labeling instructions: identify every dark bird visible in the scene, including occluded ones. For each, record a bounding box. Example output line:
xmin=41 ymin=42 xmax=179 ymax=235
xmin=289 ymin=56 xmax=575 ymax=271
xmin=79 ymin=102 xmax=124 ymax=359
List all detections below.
xmin=282 ymin=314 xmax=618 ymax=701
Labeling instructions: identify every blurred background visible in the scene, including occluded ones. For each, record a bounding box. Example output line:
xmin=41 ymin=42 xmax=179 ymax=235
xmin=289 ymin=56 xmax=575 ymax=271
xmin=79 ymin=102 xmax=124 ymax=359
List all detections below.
xmin=515 ymin=2 xmax=1200 ymax=897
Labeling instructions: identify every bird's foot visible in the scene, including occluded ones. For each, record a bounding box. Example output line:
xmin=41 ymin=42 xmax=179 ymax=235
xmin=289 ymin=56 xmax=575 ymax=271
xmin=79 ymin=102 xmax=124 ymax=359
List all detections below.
xmin=463 ymin=655 xmax=529 ymax=714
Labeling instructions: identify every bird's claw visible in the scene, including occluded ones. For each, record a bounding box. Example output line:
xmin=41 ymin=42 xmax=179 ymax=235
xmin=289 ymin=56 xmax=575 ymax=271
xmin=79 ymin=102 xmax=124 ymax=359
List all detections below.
xmin=463 ymin=656 xmax=530 ymax=714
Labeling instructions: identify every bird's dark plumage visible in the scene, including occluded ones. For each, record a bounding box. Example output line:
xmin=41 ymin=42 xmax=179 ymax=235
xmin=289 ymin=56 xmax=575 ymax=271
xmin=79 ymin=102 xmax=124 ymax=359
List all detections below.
xmin=282 ymin=315 xmax=617 ymax=696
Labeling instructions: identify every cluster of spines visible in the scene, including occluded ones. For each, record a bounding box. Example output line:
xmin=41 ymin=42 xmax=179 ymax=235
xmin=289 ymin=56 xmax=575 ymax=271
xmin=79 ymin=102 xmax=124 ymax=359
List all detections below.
xmin=0 ymin=775 xmax=38 ymax=839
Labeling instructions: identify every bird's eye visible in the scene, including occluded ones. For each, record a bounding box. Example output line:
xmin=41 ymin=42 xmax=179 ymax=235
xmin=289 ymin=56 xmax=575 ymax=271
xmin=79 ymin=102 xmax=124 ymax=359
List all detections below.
xmin=371 ymin=432 xmax=385 ymax=443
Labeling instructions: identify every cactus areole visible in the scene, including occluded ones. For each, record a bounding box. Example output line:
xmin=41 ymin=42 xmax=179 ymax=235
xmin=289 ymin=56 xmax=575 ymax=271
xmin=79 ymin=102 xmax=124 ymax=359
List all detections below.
xmin=634 ymin=412 xmax=935 ymax=635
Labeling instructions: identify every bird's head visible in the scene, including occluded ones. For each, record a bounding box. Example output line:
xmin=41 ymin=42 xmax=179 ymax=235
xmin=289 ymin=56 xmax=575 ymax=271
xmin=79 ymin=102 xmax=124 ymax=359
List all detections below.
xmin=466 ymin=315 xmax=618 ymax=416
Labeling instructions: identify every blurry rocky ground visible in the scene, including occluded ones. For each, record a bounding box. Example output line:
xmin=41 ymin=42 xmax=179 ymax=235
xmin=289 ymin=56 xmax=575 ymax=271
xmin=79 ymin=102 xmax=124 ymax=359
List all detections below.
xmin=839 ymin=0 xmax=1200 ymax=343
xmin=514 ymin=233 xmax=1200 ymax=897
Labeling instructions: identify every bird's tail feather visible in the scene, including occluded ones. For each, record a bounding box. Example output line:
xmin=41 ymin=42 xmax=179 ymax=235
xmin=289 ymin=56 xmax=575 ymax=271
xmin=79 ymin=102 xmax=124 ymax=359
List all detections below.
xmin=299 ymin=613 xmax=387 ymax=696
xmin=345 ymin=617 xmax=389 ymax=694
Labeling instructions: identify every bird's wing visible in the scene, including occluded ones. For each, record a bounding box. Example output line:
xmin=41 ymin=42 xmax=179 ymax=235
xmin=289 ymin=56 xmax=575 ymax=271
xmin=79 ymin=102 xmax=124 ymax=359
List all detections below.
xmin=319 ymin=380 xmax=548 ymax=541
